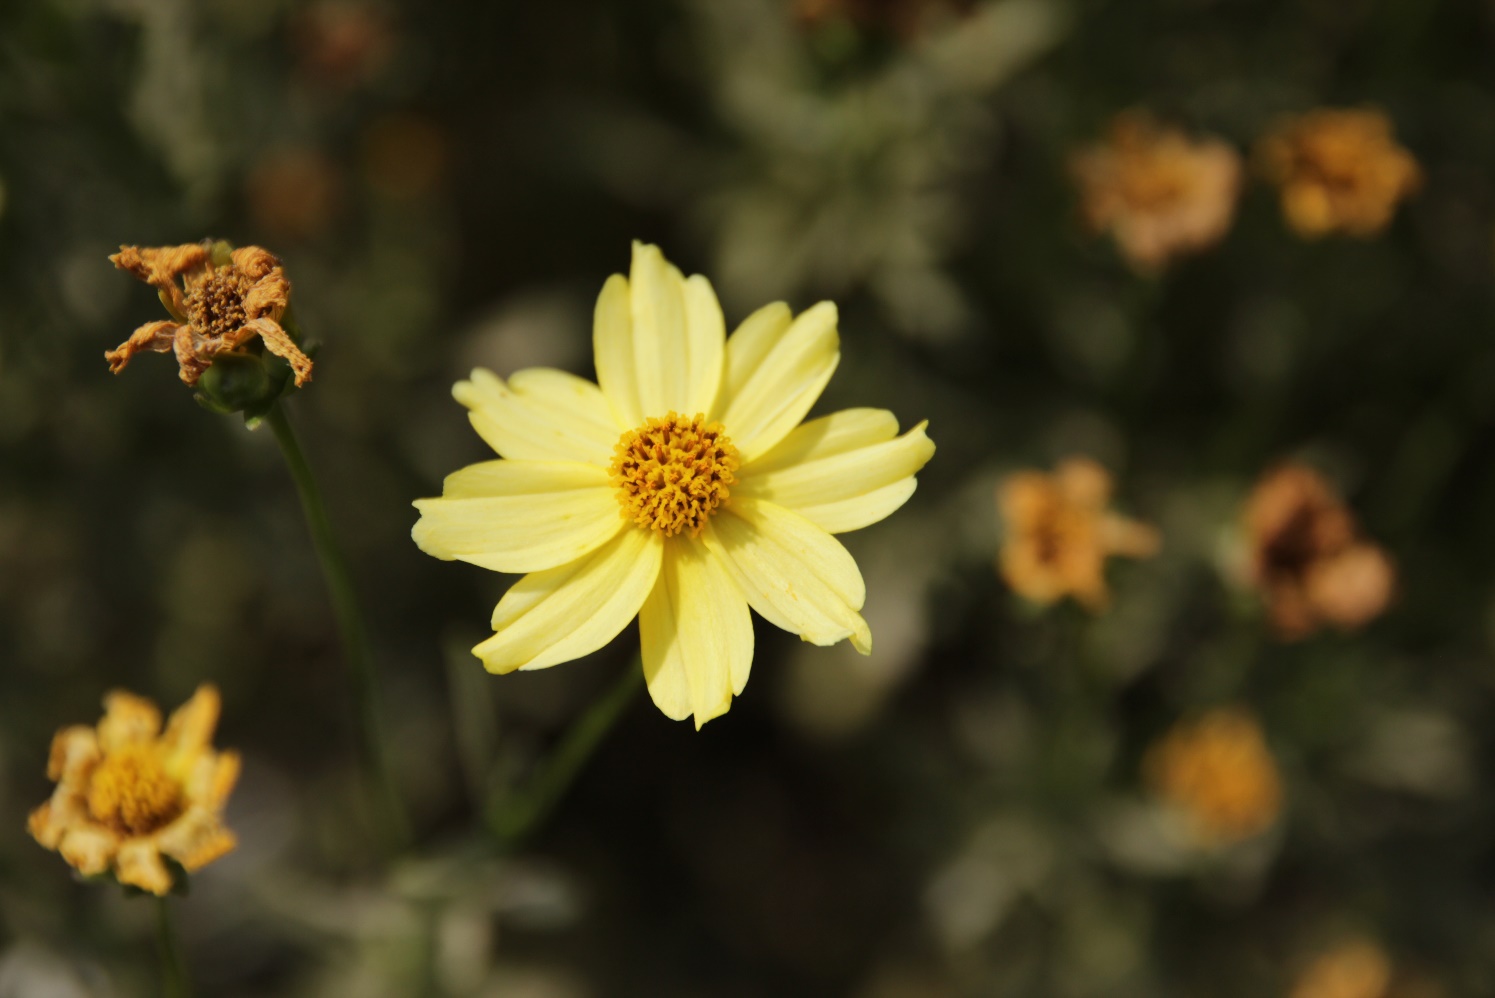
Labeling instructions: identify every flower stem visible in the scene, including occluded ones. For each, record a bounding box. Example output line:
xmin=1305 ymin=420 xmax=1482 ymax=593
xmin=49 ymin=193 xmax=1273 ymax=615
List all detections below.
xmin=156 ymin=897 xmax=190 ymax=998
xmin=264 ymin=401 xmax=410 ymax=853
xmin=487 ymin=658 xmax=644 ymax=847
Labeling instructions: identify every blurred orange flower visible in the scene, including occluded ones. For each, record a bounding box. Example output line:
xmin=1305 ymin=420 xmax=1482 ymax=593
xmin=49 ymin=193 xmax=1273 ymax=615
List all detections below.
xmin=247 ymin=147 xmax=343 ymax=241
xmin=1244 ymin=463 xmax=1394 ymax=640
xmin=1145 ymin=707 xmax=1282 ymax=845
xmin=1070 ymin=111 xmax=1243 ymax=273
xmin=29 ymin=686 xmax=239 ymax=896
xmin=997 ymin=457 xmax=1159 ymax=611
xmin=107 ymin=241 xmax=313 ymax=388
xmin=1257 ymin=108 xmax=1421 ymax=239
xmin=293 ymin=1 xmax=394 ymax=91
xmin=1291 ymin=940 xmax=1393 ymax=998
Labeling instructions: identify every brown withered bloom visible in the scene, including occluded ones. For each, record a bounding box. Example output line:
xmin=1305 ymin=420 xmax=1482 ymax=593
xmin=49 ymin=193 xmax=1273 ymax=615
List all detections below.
xmin=1145 ymin=707 xmax=1282 ymax=846
xmin=997 ymin=457 xmax=1160 ymax=611
xmin=1070 ymin=111 xmax=1243 ymax=273
xmin=1244 ymin=463 xmax=1394 ymax=641
xmin=106 ymin=241 xmax=313 ymax=387
xmin=1257 ymin=108 xmax=1421 ymax=239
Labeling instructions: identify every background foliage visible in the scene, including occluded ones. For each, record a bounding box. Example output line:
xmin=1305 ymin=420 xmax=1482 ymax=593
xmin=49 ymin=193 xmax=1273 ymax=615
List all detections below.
xmin=2 ymin=0 xmax=1495 ymax=994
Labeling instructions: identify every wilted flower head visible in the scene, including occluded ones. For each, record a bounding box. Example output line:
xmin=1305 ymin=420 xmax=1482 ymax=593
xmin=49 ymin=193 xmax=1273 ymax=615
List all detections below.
xmin=1070 ymin=111 xmax=1243 ymax=273
xmin=1144 ymin=707 xmax=1282 ymax=846
xmin=1257 ymin=108 xmax=1421 ymax=239
xmin=1291 ymin=940 xmax=1393 ymax=998
xmin=108 ymin=240 xmax=312 ymax=388
xmin=1244 ymin=463 xmax=1394 ymax=641
xmin=413 ymin=241 xmax=934 ymax=728
xmin=996 ymin=457 xmax=1159 ymax=611
xmin=29 ymin=685 xmax=239 ymax=896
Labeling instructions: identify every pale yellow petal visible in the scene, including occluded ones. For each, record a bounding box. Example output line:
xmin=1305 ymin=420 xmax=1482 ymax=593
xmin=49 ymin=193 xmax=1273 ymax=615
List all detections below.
xmin=681 ymin=274 xmax=725 ymax=416
xmin=46 ymin=726 xmax=100 ymax=783
xmin=737 ymin=419 xmax=934 ymax=530
xmin=705 ymin=497 xmax=871 ymax=654
xmin=58 ymin=825 xmax=119 ymax=878
xmin=628 ymin=242 xmax=687 ymax=416
xmin=162 ymin=684 xmax=221 ymax=770
xmin=741 ymin=407 xmax=899 ymax=476
xmin=98 ymin=691 xmax=162 ymax=751
xmin=639 ymin=537 xmax=753 ymax=728
xmin=593 ymin=273 xmax=643 ymax=428
xmin=715 ymin=301 xmax=840 ymax=461
xmin=413 ymin=461 xmax=624 ymax=573
xmin=184 ymin=750 xmax=241 ymax=809
xmin=792 ymin=477 xmax=920 ymax=534
xmin=453 ymin=368 xmax=618 ymax=465
xmin=157 ymin=808 xmax=237 ymax=871
xmin=115 ymin=840 xmax=172 ymax=895
xmin=473 ymin=526 xmax=663 ymax=674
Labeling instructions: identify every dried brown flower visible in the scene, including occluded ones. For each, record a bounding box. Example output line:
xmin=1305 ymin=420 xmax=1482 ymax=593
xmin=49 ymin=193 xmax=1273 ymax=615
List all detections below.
xmin=997 ymin=457 xmax=1160 ymax=611
xmin=1070 ymin=111 xmax=1243 ymax=273
xmin=106 ymin=241 xmax=313 ymax=387
xmin=1244 ymin=463 xmax=1394 ymax=640
xmin=1257 ymin=108 xmax=1421 ymax=239
xmin=1145 ymin=707 xmax=1282 ymax=846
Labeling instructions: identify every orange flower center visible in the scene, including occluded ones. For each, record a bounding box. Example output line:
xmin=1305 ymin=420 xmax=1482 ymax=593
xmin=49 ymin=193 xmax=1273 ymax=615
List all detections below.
xmin=87 ymin=745 xmax=185 ymax=837
xmin=610 ymin=412 xmax=740 ymax=537
xmin=185 ymin=267 xmax=254 ymax=340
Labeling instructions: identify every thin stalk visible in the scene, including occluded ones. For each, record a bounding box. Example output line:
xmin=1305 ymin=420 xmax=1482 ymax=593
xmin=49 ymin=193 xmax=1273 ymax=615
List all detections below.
xmin=488 ymin=659 xmax=644 ymax=847
xmin=156 ymin=897 xmax=190 ymax=998
xmin=265 ymin=401 xmax=410 ymax=852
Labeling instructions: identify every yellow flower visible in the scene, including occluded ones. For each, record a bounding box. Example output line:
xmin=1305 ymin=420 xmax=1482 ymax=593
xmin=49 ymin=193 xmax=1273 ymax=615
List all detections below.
xmin=29 ymin=685 xmax=240 ymax=895
xmin=1143 ymin=707 xmax=1282 ymax=846
xmin=413 ymin=242 xmax=935 ymax=728
xmin=107 ymin=240 xmax=313 ymax=388
xmin=996 ymin=457 xmax=1159 ymax=611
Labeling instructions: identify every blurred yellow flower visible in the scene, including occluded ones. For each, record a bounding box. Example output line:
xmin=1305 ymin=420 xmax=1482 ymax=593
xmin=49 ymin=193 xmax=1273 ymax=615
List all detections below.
xmin=1144 ymin=707 xmax=1282 ymax=846
xmin=1070 ymin=110 xmax=1243 ymax=273
xmin=1258 ymin=108 xmax=1421 ymax=239
xmin=107 ymin=241 xmax=313 ymax=387
xmin=996 ymin=457 xmax=1159 ymax=611
xmin=1244 ymin=463 xmax=1394 ymax=641
xmin=29 ymin=685 xmax=240 ymax=896
xmin=1291 ymin=940 xmax=1392 ymax=998
xmin=413 ymin=242 xmax=935 ymax=728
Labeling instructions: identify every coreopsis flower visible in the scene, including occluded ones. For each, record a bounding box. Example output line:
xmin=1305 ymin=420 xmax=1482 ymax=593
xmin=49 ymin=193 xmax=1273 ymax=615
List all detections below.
xmin=107 ymin=240 xmax=313 ymax=391
xmin=1144 ymin=707 xmax=1282 ymax=846
xmin=1291 ymin=940 xmax=1392 ymax=998
xmin=1244 ymin=463 xmax=1394 ymax=641
xmin=1070 ymin=111 xmax=1243 ymax=273
xmin=413 ymin=242 xmax=935 ymax=728
xmin=1257 ymin=108 xmax=1421 ymax=239
xmin=996 ymin=457 xmax=1159 ymax=611
xmin=29 ymin=685 xmax=239 ymax=896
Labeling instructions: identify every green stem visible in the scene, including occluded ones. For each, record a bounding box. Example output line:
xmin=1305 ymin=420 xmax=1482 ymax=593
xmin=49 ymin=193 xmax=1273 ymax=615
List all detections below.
xmin=156 ymin=897 xmax=190 ymax=998
xmin=487 ymin=658 xmax=644 ymax=847
xmin=265 ymin=401 xmax=410 ymax=852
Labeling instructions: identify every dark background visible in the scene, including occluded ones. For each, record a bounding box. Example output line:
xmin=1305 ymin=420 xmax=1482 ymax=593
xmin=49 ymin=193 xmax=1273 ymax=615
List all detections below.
xmin=2 ymin=0 xmax=1495 ymax=994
